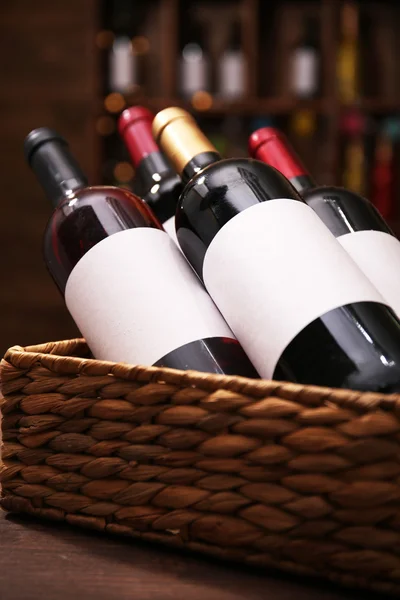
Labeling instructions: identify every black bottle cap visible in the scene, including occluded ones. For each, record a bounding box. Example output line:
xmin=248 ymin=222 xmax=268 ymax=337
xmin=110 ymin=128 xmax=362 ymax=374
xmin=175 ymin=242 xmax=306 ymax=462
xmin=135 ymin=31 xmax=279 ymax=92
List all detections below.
xmin=24 ymin=127 xmax=88 ymax=208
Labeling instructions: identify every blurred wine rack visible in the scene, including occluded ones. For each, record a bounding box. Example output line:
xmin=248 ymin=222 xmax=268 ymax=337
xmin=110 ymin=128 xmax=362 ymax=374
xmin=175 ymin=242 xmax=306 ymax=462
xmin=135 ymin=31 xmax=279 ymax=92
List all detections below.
xmin=95 ymin=0 xmax=400 ymax=232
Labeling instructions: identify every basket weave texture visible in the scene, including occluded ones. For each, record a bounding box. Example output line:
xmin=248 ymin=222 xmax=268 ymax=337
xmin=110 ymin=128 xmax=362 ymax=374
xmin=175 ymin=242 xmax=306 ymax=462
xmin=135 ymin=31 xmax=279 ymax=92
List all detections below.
xmin=3 ymin=339 xmax=400 ymax=595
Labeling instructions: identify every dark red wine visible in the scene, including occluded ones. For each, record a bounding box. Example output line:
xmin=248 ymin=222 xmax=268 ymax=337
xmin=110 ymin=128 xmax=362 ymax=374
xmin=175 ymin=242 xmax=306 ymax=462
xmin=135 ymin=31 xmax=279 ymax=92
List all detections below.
xmin=249 ymin=126 xmax=400 ymax=320
xmin=154 ymin=107 xmax=400 ymax=392
xmin=118 ymin=106 xmax=182 ymax=229
xmin=24 ymin=127 xmax=258 ymax=378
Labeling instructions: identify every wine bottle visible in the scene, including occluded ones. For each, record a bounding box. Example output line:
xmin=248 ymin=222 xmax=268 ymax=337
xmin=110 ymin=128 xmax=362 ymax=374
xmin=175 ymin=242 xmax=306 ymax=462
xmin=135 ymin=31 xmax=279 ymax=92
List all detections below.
xmin=24 ymin=127 xmax=258 ymax=378
xmin=218 ymin=20 xmax=245 ymax=100
xmin=249 ymin=126 xmax=400 ymax=320
xmin=108 ymin=0 xmax=137 ymax=94
xmin=118 ymin=106 xmax=182 ymax=244
xmin=154 ymin=108 xmax=400 ymax=392
xmin=290 ymin=16 xmax=319 ymax=99
xmin=180 ymin=18 xmax=209 ymax=97
xmin=337 ymin=1 xmax=359 ymax=104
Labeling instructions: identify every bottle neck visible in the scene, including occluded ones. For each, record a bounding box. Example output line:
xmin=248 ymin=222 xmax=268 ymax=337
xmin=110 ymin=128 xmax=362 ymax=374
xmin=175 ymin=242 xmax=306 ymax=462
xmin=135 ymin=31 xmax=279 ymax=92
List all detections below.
xmin=182 ymin=151 xmax=221 ymax=183
xmin=249 ymin=128 xmax=317 ymax=193
xmin=289 ymin=173 xmax=317 ymax=194
xmin=29 ymin=140 xmax=88 ymax=209
xmin=229 ymin=22 xmax=242 ymax=52
xmin=118 ymin=108 xmax=181 ymax=203
xmin=122 ymin=119 xmax=159 ymax=167
xmin=136 ymin=151 xmax=174 ymax=193
xmin=302 ymin=18 xmax=317 ymax=48
xmin=135 ymin=152 xmax=183 ymax=222
xmin=112 ymin=0 xmax=133 ymax=36
xmin=185 ymin=18 xmax=204 ymax=47
xmin=152 ymin=108 xmax=222 ymax=183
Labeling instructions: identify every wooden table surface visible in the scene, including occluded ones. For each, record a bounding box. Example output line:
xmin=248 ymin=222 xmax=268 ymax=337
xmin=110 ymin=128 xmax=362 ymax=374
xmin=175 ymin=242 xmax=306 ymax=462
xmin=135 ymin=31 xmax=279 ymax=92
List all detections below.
xmin=0 ymin=510 xmax=388 ymax=600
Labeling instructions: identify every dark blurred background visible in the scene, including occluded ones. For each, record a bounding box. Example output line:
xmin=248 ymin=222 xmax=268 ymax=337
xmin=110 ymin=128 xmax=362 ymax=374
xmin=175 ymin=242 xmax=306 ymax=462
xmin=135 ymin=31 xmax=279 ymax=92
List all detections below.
xmin=0 ymin=0 xmax=399 ymax=356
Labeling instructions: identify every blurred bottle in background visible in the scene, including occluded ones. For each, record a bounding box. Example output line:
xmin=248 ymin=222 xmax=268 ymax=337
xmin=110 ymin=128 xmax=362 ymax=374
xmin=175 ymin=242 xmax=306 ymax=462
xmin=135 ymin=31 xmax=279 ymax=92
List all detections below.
xmin=337 ymin=1 xmax=359 ymax=104
xmin=218 ymin=20 xmax=245 ymax=100
xmin=108 ymin=0 xmax=138 ymax=94
xmin=180 ymin=15 xmax=209 ymax=98
xmin=290 ymin=15 xmax=320 ymax=99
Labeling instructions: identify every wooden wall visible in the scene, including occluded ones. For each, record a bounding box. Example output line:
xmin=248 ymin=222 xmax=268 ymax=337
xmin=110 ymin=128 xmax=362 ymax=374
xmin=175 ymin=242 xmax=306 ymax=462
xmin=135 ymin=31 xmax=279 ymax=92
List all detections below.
xmin=0 ymin=1 xmax=98 ymax=355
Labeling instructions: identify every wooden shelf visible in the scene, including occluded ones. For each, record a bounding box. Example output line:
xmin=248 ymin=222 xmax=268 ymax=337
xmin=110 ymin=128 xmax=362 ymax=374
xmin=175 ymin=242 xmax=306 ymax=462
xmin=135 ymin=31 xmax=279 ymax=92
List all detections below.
xmin=340 ymin=99 xmax=400 ymax=114
xmin=123 ymin=95 xmax=331 ymax=116
xmin=115 ymin=96 xmax=400 ymax=118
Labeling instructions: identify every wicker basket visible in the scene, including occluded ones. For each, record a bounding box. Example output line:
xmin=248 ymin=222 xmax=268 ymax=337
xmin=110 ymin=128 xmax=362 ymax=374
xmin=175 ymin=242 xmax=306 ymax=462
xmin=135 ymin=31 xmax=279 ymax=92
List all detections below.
xmin=3 ymin=339 xmax=400 ymax=595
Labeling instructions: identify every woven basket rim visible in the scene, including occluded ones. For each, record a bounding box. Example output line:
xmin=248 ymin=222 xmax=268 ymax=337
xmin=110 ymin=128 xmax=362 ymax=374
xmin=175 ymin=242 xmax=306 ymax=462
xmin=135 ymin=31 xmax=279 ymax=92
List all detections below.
xmin=4 ymin=338 xmax=400 ymax=414
xmin=3 ymin=338 xmax=282 ymax=396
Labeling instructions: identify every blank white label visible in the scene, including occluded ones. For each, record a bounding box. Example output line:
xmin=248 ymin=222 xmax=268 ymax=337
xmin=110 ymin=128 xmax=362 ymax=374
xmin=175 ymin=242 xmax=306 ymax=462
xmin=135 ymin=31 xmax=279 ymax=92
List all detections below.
xmin=291 ymin=48 xmax=318 ymax=97
xmin=339 ymin=230 xmax=400 ymax=319
xmin=109 ymin=37 xmax=137 ymax=93
xmin=65 ymin=228 xmax=234 ymax=366
xmin=202 ymin=199 xmax=386 ymax=379
xmin=218 ymin=51 xmax=245 ymax=99
xmin=180 ymin=45 xmax=208 ymax=96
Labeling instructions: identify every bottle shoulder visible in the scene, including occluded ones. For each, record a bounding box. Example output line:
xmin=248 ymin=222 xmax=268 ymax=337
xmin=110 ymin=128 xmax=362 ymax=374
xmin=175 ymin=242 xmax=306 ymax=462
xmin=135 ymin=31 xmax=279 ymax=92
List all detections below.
xmin=47 ymin=185 xmax=159 ymax=226
xmin=53 ymin=185 xmax=143 ymax=208
xmin=302 ymin=185 xmax=392 ymax=235
xmin=303 ymin=185 xmax=369 ymax=204
xmin=178 ymin=157 xmax=301 ymax=212
xmin=184 ymin=157 xmax=277 ymax=183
